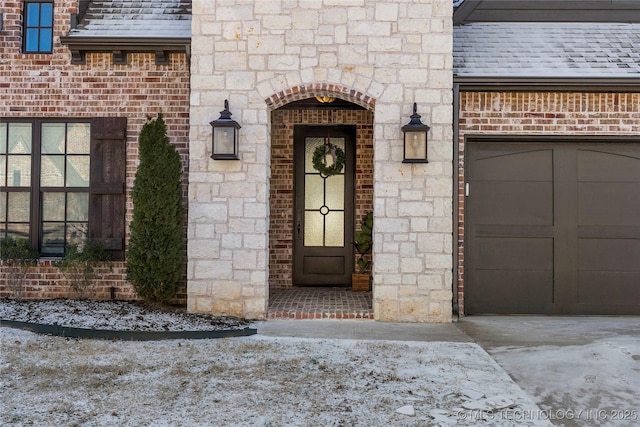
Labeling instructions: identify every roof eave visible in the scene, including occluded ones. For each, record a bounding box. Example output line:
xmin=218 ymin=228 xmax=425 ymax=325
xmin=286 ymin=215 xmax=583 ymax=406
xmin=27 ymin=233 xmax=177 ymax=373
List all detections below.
xmin=453 ymin=0 xmax=640 ymax=24
xmin=454 ymin=76 xmax=640 ymax=92
xmin=59 ymin=35 xmax=191 ymax=65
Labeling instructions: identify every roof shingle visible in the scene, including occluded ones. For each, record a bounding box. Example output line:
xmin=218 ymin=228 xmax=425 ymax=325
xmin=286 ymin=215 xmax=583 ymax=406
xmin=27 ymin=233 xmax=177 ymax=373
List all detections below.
xmin=454 ymin=23 xmax=640 ymax=78
xmin=65 ymin=0 xmax=191 ymax=39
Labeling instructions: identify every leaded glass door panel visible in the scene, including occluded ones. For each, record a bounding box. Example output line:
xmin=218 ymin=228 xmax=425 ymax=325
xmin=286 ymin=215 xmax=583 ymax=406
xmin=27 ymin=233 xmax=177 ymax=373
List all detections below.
xmin=293 ymin=126 xmax=355 ymax=286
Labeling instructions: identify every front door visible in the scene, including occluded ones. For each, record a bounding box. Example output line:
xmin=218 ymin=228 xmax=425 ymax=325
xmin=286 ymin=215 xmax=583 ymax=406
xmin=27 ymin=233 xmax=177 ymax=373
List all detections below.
xmin=293 ymin=125 xmax=355 ymax=286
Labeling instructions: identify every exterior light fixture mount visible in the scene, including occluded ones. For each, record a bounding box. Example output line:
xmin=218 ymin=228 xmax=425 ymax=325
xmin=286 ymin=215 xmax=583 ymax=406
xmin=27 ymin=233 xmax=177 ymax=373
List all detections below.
xmin=315 ymin=95 xmax=336 ymax=103
xmin=210 ymin=99 xmax=241 ymax=160
xmin=401 ymin=102 xmax=430 ymax=163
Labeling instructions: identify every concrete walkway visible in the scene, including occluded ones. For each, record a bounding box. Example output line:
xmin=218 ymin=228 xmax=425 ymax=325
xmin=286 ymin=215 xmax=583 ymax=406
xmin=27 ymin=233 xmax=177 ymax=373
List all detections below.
xmin=254 ymin=318 xmax=472 ymax=342
xmin=454 ymin=315 xmax=640 ymax=347
xmin=256 ymin=316 xmax=640 ymax=426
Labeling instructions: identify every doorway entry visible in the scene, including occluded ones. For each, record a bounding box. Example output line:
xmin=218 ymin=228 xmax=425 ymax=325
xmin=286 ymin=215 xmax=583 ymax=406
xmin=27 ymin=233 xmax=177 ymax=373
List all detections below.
xmin=267 ymin=100 xmax=373 ymax=292
xmin=293 ymin=125 xmax=355 ymax=286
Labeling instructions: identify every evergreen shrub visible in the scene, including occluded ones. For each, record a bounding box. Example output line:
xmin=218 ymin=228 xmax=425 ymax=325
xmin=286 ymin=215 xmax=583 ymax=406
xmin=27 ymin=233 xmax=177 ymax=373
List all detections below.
xmin=127 ymin=114 xmax=185 ymax=303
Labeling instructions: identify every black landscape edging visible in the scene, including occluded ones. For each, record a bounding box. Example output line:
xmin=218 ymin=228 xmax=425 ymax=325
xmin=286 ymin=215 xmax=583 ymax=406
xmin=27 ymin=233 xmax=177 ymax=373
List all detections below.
xmin=0 ymin=319 xmax=257 ymax=341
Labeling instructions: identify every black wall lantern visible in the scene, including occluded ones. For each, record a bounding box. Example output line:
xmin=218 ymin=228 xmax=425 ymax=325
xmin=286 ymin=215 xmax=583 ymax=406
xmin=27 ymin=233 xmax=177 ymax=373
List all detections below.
xmin=210 ymin=100 xmax=241 ymax=160
xmin=401 ymin=102 xmax=430 ymax=163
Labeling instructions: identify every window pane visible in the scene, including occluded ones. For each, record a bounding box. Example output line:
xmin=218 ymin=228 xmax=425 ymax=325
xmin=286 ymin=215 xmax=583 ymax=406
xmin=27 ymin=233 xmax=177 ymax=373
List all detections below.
xmin=26 ymin=3 xmax=40 ymax=26
xmin=8 ymin=123 xmax=32 ymax=154
xmin=304 ymin=175 xmax=324 ymax=210
xmin=39 ymin=29 xmax=53 ymax=52
xmin=325 ymin=211 xmax=344 ymax=247
xmin=41 ymin=155 xmax=64 ymax=186
xmin=67 ymin=223 xmax=88 ymax=248
xmin=304 ymin=211 xmax=324 ymax=247
xmin=325 ymin=174 xmax=344 ymax=210
xmin=0 ymin=192 xmax=6 ymax=222
xmin=7 ymin=224 xmax=30 ymax=241
xmin=66 ymin=156 xmax=90 ymax=187
xmin=41 ymin=223 xmax=65 ymax=255
xmin=42 ymin=192 xmax=65 ymax=221
xmin=41 ymin=3 xmax=53 ymax=26
xmin=0 ymin=155 xmax=5 ymax=187
xmin=25 ymin=29 xmax=39 ymax=52
xmin=67 ymin=123 xmax=90 ymax=154
xmin=0 ymin=123 xmax=6 ymax=154
xmin=42 ymin=123 xmax=66 ymax=154
xmin=7 ymin=155 xmax=31 ymax=186
xmin=7 ymin=192 xmax=30 ymax=222
xmin=305 ymin=138 xmax=324 ymax=172
xmin=67 ymin=192 xmax=89 ymax=221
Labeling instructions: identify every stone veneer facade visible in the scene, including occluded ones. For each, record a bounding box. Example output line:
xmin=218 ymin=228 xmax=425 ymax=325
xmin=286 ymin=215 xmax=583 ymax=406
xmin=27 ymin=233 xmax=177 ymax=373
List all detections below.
xmin=188 ymin=0 xmax=454 ymax=322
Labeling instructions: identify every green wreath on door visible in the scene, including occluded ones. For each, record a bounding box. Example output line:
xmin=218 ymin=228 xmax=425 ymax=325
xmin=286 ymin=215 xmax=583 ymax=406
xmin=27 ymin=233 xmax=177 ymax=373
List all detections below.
xmin=312 ymin=143 xmax=345 ymax=176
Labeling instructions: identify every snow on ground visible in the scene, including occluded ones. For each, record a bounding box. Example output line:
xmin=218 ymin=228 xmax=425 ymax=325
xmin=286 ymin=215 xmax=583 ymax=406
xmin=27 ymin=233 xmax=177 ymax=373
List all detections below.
xmin=0 ymin=327 xmax=548 ymax=427
xmin=0 ymin=299 xmax=249 ymax=331
xmin=489 ymin=338 xmax=640 ymax=427
xmin=0 ymin=300 xmax=550 ymax=426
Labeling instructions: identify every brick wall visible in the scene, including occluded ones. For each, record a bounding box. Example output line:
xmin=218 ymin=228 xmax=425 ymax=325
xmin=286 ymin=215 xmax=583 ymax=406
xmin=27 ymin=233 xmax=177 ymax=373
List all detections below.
xmin=0 ymin=1 xmax=190 ymax=303
xmin=269 ymin=108 xmax=374 ymax=288
xmin=0 ymin=260 xmax=136 ymax=300
xmin=457 ymin=91 xmax=640 ymax=314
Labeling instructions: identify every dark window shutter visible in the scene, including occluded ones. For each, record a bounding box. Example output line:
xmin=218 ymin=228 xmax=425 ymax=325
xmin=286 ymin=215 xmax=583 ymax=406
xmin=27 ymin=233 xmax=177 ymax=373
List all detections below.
xmin=89 ymin=117 xmax=126 ymax=261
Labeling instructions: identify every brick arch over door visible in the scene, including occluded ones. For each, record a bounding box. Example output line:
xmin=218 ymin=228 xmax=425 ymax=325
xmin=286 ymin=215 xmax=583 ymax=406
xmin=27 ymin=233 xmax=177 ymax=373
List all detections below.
xmin=264 ymin=83 xmax=376 ymax=112
xmin=267 ymin=90 xmax=375 ymax=289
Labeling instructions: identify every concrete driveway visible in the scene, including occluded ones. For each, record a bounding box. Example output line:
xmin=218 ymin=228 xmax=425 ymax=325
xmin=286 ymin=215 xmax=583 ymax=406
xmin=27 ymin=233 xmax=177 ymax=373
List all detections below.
xmin=455 ymin=316 xmax=640 ymax=427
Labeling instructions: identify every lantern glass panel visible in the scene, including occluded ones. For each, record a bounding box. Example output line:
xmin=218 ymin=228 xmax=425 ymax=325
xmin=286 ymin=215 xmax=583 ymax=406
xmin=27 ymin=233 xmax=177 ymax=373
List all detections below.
xmin=214 ymin=127 xmax=235 ymax=155
xmin=404 ymin=131 xmax=427 ymax=160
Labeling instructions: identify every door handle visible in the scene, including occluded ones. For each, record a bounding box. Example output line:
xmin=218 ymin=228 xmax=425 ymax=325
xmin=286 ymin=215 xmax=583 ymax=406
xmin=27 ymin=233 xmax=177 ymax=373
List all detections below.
xmin=296 ymin=209 xmax=302 ymax=240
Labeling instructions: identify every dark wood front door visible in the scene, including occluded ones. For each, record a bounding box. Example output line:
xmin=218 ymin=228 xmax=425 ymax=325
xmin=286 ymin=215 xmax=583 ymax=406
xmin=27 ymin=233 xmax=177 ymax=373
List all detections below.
xmin=465 ymin=140 xmax=640 ymax=315
xmin=293 ymin=126 xmax=355 ymax=286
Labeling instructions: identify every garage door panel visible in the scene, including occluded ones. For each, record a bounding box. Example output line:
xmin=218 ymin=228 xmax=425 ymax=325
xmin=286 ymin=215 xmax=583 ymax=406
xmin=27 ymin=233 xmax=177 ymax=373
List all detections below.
xmin=475 ymin=181 xmax=553 ymax=226
xmin=578 ymin=271 xmax=640 ymax=304
xmin=579 ymin=226 xmax=640 ymax=239
xmin=476 ymin=149 xmax=553 ymax=181
xmin=578 ymin=238 xmax=640 ymax=271
xmin=476 ymin=237 xmax=553 ymax=270
xmin=466 ymin=141 xmax=640 ymax=315
xmin=578 ymin=149 xmax=640 ymax=182
xmin=579 ymin=183 xmax=640 ymax=226
xmin=478 ymin=224 xmax=554 ymax=237
xmin=467 ymin=270 xmax=554 ymax=314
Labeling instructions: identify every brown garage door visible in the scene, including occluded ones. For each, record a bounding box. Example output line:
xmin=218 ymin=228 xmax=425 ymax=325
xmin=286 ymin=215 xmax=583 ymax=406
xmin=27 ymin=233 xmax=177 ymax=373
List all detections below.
xmin=465 ymin=140 xmax=640 ymax=315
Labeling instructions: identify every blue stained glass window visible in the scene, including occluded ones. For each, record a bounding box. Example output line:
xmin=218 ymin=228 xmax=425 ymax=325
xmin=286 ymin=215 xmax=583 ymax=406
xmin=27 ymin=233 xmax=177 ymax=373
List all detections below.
xmin=24 ymin=1 xmax=54 ymax=54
